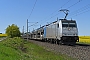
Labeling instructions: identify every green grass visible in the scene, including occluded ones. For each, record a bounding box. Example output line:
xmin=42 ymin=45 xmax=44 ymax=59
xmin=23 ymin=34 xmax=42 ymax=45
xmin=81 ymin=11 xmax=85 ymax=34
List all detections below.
xmin=0 ymin=37 xmax=76 ymax=60
xmin=0 ymin=45 xmax=20 ymax=60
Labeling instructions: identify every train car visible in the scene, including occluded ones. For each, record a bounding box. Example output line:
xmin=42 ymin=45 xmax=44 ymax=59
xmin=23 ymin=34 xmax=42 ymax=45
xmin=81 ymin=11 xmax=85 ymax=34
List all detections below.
xmin=30 ymin=26 xmax=44 ymax=40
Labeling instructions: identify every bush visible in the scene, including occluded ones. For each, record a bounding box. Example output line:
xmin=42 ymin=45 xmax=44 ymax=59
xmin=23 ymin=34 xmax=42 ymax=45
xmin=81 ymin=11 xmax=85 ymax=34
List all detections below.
xmin=5 ymin=24 xmax=21 ymax=38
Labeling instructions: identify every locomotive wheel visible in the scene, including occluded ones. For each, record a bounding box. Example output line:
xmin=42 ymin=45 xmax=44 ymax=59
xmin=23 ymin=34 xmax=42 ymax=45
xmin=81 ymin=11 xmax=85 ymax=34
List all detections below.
xmin=59 ymin=40 xmax=62 ymax=45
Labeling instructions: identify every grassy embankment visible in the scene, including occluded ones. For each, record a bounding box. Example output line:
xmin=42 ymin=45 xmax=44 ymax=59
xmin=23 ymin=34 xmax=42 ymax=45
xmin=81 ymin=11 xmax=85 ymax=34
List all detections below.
xmin=0 ymin=37 xmax=75 ymax=60
xmin=79 ymin=36 xmax=90 ymax=44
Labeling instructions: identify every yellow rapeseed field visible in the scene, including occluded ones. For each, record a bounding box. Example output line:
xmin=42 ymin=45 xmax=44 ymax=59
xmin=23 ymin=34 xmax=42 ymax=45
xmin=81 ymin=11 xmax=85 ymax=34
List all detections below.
xmin=79 ymin=36 xmax=90 ymax=44
xmin=0 ymin=34 xmax=7 ymax=37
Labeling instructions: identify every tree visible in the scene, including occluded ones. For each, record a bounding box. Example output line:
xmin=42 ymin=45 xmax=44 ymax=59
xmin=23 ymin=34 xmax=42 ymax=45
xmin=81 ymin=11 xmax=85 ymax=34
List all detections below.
xmin=5 ymin=24 xmax=21 ymax=38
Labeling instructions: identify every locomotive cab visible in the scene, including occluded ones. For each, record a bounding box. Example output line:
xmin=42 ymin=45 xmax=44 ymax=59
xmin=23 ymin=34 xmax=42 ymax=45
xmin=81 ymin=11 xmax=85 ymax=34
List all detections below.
xmin=60 ymin=19 xmax=79 ymax=45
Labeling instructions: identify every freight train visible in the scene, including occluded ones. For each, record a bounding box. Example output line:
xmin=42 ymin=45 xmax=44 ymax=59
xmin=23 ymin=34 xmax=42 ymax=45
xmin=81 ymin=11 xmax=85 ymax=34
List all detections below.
xmin=23 ymin=18 xmax=79 ymax=45
xmin=23 ymin=10 xmax=79 ymax=45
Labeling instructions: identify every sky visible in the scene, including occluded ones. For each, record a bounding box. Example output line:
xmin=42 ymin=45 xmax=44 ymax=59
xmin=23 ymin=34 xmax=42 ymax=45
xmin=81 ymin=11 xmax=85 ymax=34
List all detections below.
xmin=0 ymin=0 xmax=90 ymax=36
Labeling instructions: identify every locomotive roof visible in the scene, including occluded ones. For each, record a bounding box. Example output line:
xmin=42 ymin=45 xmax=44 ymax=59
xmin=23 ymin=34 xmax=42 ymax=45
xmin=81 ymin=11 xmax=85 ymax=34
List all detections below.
xmin=37 ymin=19 xmax=76 ymax=30
xmin=59 ymin=19 xmax=76 ymax=23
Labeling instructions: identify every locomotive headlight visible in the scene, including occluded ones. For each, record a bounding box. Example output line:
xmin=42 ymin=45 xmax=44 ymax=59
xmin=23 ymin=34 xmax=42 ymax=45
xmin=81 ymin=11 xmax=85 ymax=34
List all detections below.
xmin=74 ymin=34 xmax=77 ymax=36
xmin=68 ymin=28 xmax=71 ymax=30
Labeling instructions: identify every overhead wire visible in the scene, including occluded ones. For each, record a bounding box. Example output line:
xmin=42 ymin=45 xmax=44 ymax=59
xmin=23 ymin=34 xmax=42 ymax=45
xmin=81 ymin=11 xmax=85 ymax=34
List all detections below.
xmin=70 ymin=4 xmax=90 ymax=15
xmin=71 ymin=8 xmax=90 ymax=17
xmin=69 ymin=4 xmax=90 ymax=17
xmin=61 ymin=0 xmax=71 ymax=9
xmin=40 ymin=13 xmax=59 ymax=25
xmin=28 ymin=0 xmax=37 ymax=19
xmin=27 ymin=0 xmax=38 ymax=32
xmin=67 ymin=0 xmax=83 ymax=9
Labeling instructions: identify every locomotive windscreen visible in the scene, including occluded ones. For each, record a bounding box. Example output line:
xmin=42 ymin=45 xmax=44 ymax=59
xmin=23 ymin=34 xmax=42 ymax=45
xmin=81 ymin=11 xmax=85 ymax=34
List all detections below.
xmin=62 ymin=20 xmax=77 ymax=27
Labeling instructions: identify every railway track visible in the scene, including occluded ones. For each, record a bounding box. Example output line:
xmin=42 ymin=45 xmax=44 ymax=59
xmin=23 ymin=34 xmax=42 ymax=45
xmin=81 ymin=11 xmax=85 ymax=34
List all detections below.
xmin=27 ymin=39 xmax=90 ymax=60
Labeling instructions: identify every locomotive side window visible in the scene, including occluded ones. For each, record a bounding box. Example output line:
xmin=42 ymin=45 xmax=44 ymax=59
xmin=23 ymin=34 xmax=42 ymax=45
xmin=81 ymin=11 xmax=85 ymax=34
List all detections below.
xmin=57 ymin=24 xmax=59 ymax=28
